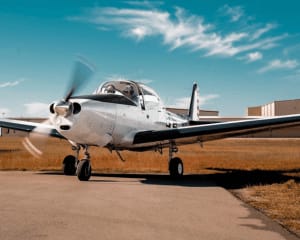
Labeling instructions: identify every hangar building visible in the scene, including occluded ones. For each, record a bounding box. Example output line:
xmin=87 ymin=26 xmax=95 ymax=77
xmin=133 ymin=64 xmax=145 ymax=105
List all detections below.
xmin=248 ymin=99 xmax=300 ymax=117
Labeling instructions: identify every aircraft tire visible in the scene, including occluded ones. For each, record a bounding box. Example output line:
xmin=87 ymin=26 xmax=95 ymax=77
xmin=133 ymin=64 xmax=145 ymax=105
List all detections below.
xmin=62 ymin=155 xmax=76 ymax=175
xmin=77 ymin=159 xmax=92 ymax=181
xmin=169 ymin=157 xmax=184 ymax=178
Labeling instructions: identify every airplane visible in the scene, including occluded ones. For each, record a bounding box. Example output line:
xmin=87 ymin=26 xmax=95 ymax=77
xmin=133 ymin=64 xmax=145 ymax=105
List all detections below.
xmin=1 ymin=58 xmax=300 ymax=181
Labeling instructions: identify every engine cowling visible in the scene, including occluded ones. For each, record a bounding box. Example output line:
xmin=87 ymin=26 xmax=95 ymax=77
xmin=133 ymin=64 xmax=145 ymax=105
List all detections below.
xmin=50 ymin=101 xmax=81 ymax=116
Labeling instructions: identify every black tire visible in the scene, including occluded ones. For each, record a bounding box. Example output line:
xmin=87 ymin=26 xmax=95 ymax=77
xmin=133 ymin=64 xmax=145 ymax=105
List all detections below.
xmin=169 ymin=157 xmax=184 ymax=178
xmin=76 ymin=159 xmax=92 ymax=181
xmin=62 ymin=155 xmax=76 ymax=175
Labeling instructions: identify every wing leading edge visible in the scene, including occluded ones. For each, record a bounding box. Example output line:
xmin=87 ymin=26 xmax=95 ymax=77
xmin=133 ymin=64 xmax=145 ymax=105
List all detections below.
xmin=133 ymin=114 xmax=300 ymax=144
xmin=0 ymin=119 xmax=63 ymax=139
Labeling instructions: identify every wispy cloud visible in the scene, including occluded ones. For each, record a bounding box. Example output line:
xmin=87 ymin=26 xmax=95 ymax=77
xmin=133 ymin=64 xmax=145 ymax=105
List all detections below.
xmin=170 ymin=97 xmax=190 ymax=109
xmin=199 ymin=94 xmax=220 ymax=106
xmin=0 ymin=78 xmax=24 ymax=88
xmin=221 ymin=5 xmax=244 ymax=22
xmin=258 ymin=59 xmax=298 ymax=73
xmin=0 ymin=108 xmax=11 ymax=116
xmin=106 ymin=75 xmax=130 ymax=82
xmin=125 ymin=1 xmax=163 ymax=8
xmin=251 ymin=23 xmax=277 ymax=41
xmin=103 ymin=74 xmax=153 ymax=86
xmin=170 ymin=94 xmax=219 ymax=109
xmin=69 ymin=6 xmax=285 ymax=58
xmin=24 ymin=102 xmax=49 ymax=117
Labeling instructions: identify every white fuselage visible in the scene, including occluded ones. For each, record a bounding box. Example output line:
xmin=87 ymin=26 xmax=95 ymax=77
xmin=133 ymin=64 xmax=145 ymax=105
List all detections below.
xmin=52 ymin=97 xmax=187 ymax=149
xmin=50 ymin=80 xmax=191 ymax=149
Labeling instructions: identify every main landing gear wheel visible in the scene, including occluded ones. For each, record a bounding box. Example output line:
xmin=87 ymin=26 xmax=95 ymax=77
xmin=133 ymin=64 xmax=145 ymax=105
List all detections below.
xmin=62 ymin=155 xmax=76 ymax=175
xmin=76 ymin=159 xmax=92 ymax=181
xmin=169 ymin=157 xmax=184 ymax=178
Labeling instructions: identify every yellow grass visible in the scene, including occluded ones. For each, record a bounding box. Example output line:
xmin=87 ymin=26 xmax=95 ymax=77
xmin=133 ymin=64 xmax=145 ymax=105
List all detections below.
xmin=1 ymin=137 xmax=299 ymax=172
xmin=0 ymin=136 xmax=299 ymax=235
xmin=241 ymin=180 xmax=300 ymax=236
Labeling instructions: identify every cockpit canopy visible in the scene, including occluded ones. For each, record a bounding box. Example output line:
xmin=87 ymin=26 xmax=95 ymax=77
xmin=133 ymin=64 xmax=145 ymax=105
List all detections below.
xmin=94 ymin=80 xmax=162 ymax=109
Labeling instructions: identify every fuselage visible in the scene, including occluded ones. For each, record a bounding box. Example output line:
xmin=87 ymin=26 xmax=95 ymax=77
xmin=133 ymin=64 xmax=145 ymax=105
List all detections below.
xmin=50 ymin=80 xmax=188 ymax=149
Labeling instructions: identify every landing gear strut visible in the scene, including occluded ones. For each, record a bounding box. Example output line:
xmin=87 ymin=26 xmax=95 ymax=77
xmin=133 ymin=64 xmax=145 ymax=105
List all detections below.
xmin=168 ymin=141 xmax=184 ymax=178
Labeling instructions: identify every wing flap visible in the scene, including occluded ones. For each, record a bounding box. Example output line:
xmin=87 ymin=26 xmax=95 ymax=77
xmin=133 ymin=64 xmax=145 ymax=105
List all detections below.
xmin=133 ymin=114 xmax=300 ymax=144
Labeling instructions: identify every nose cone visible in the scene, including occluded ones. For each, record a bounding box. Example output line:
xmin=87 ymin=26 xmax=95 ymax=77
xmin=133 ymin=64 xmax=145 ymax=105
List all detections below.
xmin=54 ymin=101 xmax=73 ymax=117
xmin=52 ymin=101 xmax=81 ymax=117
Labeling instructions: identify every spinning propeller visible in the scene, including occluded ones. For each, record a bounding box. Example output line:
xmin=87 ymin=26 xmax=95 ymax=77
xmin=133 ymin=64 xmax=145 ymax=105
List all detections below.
xmin=23 ymin=57 xmax=95 ymax=158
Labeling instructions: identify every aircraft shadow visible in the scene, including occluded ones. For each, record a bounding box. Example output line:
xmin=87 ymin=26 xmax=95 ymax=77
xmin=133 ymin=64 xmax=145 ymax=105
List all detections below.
xmin=93 ymin=173 xmax=216 ymax=187
xmin=92 ymin=169 xmax=300 ymax=188
xmin=36 ymin=169 xmax=300 ymax=189
xmin=205 ymin=168 xmax=300 ymax=189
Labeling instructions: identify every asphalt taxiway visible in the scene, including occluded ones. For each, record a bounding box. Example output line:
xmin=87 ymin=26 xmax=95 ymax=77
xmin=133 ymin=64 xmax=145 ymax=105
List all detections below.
xmin=0 ymin=171 xmax=298 ymax=240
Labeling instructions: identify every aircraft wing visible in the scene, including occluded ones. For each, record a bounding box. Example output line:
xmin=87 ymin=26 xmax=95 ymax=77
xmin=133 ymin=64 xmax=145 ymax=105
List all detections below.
xmin=0 ymin=119 xmax=64 ymax=138
xmin=133 ymin=114 xmax=300 ymax=144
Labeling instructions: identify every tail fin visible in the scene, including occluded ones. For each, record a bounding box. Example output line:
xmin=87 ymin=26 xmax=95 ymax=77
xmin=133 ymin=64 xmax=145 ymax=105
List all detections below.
xmin=188 ymin=83 xmax=199 ymax=121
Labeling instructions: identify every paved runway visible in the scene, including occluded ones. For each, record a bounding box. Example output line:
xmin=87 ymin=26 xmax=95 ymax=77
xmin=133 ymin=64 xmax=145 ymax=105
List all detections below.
xmin=0 ymin=171 xmax=298 ymax=240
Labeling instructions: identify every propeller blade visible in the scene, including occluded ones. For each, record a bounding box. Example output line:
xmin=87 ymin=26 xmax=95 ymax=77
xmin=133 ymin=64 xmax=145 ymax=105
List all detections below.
xmin=23 ymin=57 xmax=94 ymax=158
xmin=64 ymin=56 xmax=95 ymax=101
xmin=23 ymin=137 xmax=43 ymax=159
xmin=22 ymin=119 xmax=53 ymax=159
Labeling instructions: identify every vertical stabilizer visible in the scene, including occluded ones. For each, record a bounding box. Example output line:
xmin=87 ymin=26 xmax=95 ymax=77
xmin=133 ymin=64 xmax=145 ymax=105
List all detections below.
xmin=188 ymin=83 xmax=199 ymax=121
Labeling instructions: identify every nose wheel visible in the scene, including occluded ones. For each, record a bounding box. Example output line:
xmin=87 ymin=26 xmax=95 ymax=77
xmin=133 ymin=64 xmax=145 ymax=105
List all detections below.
xmin=76 ymin=145 xmax=92 ymax=181
xmin=76 ymin=159 xmax=92 ymax=181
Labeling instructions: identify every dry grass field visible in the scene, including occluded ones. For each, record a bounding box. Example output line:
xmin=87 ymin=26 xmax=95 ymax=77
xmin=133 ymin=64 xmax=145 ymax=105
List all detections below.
xmin=0 ymin=136 xmax=299 ymax=236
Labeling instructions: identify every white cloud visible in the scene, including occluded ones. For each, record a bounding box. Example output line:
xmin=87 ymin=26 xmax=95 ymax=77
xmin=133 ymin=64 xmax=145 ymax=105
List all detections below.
xmin=0 ymin=108 xmax=11 ymax=117
xmin=0 ymin=78 xmax=24 ymax=88
xmin=258 ymin=59 xmax=299 ymax=73
xmin=246 ymin=51 xmax=263 ymax=62
xmin=138 ymin=78 xmax=153 ymax=84
xmin=105 ymin=74 xmax=153 ymax=84
xmin=106 ymin=75 xmax=130 ymax=82
xmin=251 ymin=23 xmax=277 ymax=40
xmin=24 ymin=102 xmax=49 ymax=117
xmin=170 ymin=94 xmax=219 ymax=109
xmin=69 ymin=7 xmax=284 ymax=58
xmin=221 ymin=5 xmax=244 ymax=22
xmin=130 ymin=26 xmax=148 ymax=40
xmin=199 ymin=94 xmax=220 ymax=106
xmin=171 ymin=97 xmax=190 ymax=109
xmin=125 ymin=1 xmax=163 ymax=8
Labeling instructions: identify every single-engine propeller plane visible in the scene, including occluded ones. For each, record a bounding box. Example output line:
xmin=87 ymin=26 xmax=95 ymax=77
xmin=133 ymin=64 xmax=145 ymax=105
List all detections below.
xmin=1 ymin=58 xmax=300 ymax=181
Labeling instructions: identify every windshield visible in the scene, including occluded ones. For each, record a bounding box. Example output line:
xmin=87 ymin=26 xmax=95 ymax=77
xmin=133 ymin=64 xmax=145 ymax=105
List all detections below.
xmin=95 ymin=81 xmax=139 ymax=104
xmin=94 ymin=80 xmax=162 ymax=109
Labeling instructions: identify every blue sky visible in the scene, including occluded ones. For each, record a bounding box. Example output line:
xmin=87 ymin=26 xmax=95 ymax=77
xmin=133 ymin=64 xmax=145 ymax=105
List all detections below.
xmin=1 ymin=0 xmax=300 ymax=117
